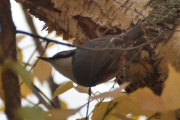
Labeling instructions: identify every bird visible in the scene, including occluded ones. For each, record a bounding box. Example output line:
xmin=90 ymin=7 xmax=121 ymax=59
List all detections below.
xmin=38 ymin=24 xmax=145 ymax=87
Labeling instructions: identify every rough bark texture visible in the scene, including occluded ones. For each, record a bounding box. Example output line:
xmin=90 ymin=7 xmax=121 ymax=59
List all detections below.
xmin=0 ymin=0 xmax=21 ymax=119
xmin=16 ymin=0 xmax=180 ymax=95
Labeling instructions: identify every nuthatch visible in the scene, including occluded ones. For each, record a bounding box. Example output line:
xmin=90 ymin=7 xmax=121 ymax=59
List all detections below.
xmin=39 ymin=24 xmax=145 ymax=87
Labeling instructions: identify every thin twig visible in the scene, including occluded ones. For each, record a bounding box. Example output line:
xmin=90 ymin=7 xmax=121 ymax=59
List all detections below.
xmin=147 ymin=113 xmax=159 ymax=120
xmin=16 ymin=30 xmax=76 ymax=47
xmin=86 ymin=87 xmax=91 ymax=120
xmin=17 ymin=30 xmax=160 ymax=52
xmin=33 ymin=84 xmax=56 ymax=108
xmin=30 ymin=42 xmax=49 ymax=71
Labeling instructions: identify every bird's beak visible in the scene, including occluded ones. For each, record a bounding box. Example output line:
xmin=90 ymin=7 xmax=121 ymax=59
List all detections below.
xmin=38 ymin=57 xmax=51 ymax=62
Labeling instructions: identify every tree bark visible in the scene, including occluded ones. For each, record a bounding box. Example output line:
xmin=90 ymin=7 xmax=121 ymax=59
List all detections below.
xmin=0 ymin=0 xmax=21 ymax=119
xmin=16 ymin=0 xmax=180 ymax=95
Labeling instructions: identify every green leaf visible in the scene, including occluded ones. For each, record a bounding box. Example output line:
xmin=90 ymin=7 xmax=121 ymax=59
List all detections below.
xmin=9 ymin=62 xmax=32 ymax=86
xmin=16 ymin=107 xmax=51 ymax=120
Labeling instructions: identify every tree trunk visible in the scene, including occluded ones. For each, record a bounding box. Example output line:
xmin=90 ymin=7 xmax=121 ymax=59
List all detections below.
xmin=0 ymin=0 xmax=21 ymax=119
xmin=16 ymin=0 xmax=180 ymax=95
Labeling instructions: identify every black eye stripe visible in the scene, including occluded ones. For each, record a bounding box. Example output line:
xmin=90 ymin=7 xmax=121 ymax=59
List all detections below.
xmin=51 ymin=50 xmax=76 ymax=59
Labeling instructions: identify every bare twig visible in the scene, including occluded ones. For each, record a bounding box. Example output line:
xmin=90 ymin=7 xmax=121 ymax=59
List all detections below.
xmin=22 ymin=10 xmax=61 ymax=109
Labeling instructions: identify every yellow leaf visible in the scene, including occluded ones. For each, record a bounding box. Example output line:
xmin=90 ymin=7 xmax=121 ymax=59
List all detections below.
xmin=137 ymin=87 xmax=166 ymax=112
xmin=17 ymin=46 xmax=23 ymax=62
xmin=16 ymin=107 xmax=50 ymax=120
xmin=0 ymin=102 xmax=5 ymax=112
xmin=160 ymin=111 xmax=176 ymax=120
xmin=137 ymin=65 xmax=180 ymax=114
xmin=114 ymin=88 xmax=155 ymax=117
xmin=52 ymin=81 xmax=74 ymax=99
xmin=128 ymin=114 xmax=141 ymax=120
xmin=33 ymin=58 xmax=52 ymax=83
xmin=48 ymin=107 xmax=81 ymax=120
xmin=91 ymin=101 xmax=114 ymax=120
xmin=19 ymin=77 xmax=32 ymax=97
xmin=60 ymin=100 xmax=68 ymax=109
xmin=105 ymin=112 xmax=126 ymax=120
xmin=92 ymin=82 xmax=129 ymax=100
xmin=161 ymin=64 xmax=180 ymax=111
xmin=106 ymin=111 xmax=139 ymax=120
xmin=47 ymin=43 xmax=56 ymax=49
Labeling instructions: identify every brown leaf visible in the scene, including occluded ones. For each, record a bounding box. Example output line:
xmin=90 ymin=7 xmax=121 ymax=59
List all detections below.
xmin=137 ymin=87 xmax=165 ymax=112
xmin=16 ymin=35 xmax=26 ymax=44
xmin=17 ymin=46 xmax=23 ymax=62
xmin=76 ymin=117 xmax=87 ymax=120
xmin=114 ymin=88 xmax=155 ymax=117
xmin=161 ymin=64 xmax=180 ymax=111
xmin=20 ymin=77 xmax=32 ymax=97
xmin=47 ymin=42 xmax=56 ymax=49
xmin=137 ymin=65 xmax=180 ymax=115
xmin=60 ymin=100 xmax=68 ymax=109
xmin=160 ymin=111 xmax=176 ymax=120
xmin=92 ymin=82 xmax=129 ymax=100
xmin=48 ymin=107 xmax=81 ymax=120
xmin=74 ymin=85 xmax=90 ymax=94
xmin=33 ymin=58 xmax=52 ymax=83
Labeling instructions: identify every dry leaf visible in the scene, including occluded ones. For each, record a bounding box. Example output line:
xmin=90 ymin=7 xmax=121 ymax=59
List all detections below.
xmin=113 ymin=88 xmax=155 ymax=117
xmin=104 ymin=111 xmax=128 ymax=120
xmin=17 ymin=46 xmax=23 ymax=62
xmin=137 ymin=65 xmax=180 ymax=114
xmin=60 ymin=100 xmax=68 ymax=109
xmin=160 ymin=111 xmax=176 ymax=120
xmin=92 ymin=82 xmax=129 ymax=100
xmin=20 ymin=77 xmax=32 ymax=97
xmin=74 ymin=85 xmax=90 ymax=94
xmin=137 ymin=87 xmax=165 ymax=112
xmin=161 ymin=64 xmax=180 ymax=111
xmin=76 ymin=117 xmax=87 ymax=120
xmin=33 ymin=58 xmax=52 ymax=83
xmin=0 ymin=103 xmax=5 ymax=112
xmin=48 ymin=107 xmax=81 ymax=120
xmin=91 ymin=102 xmax=114 ymax=120
xmin=92 ymin=92 xmax=128 ymax=120
xmin=16 ymin=35 xmax=26 ymax=44
xmin=52 ymin=81 xmax=74 ymax=99
xmin=47 ymin=42 xmax=56 ymax=49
